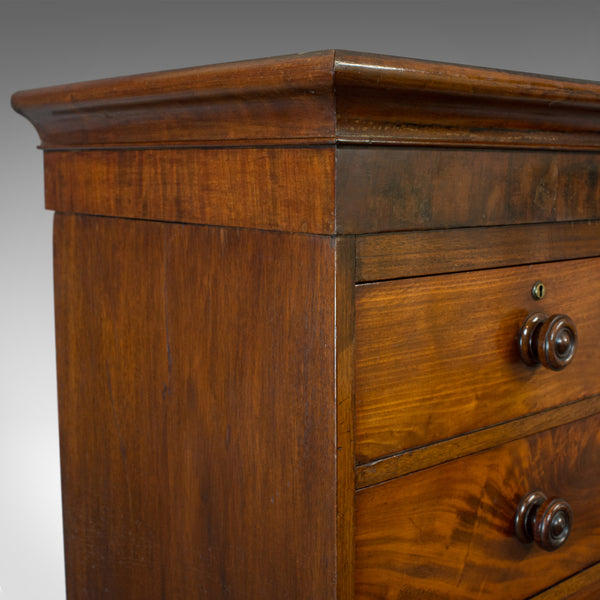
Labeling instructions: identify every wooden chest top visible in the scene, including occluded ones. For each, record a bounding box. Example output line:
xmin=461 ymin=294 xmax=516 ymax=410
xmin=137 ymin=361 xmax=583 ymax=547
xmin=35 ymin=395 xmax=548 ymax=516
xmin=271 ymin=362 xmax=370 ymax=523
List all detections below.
xmin=12 ymin=50 xmax=600 ymax=235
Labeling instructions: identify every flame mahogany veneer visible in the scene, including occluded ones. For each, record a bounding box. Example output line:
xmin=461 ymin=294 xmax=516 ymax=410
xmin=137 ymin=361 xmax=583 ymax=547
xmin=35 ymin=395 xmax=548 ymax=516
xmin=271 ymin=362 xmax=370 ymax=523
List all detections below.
xmin=12 ymin=50 xmax=600 ymax=599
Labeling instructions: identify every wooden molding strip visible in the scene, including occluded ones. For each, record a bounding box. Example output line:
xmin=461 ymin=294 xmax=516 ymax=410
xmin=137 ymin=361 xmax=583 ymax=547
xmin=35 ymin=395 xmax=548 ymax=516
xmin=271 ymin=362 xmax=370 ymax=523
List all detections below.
xmin=334 ymin=236 xmax=356 ymax=600
xmin=11 ymin=51 xmax=336 ymax=149
xmin=529 ymin=562 xmax=600 ymax=599
xmin=334 ymin=50 xmax=600 ymax=150
xmin=356 ymin=221 xmax=600 ymax=282
xmin=12 ymin=50 xmax=600 ymax=150
xmin=356 ymin=395 xmax=600 ymax=489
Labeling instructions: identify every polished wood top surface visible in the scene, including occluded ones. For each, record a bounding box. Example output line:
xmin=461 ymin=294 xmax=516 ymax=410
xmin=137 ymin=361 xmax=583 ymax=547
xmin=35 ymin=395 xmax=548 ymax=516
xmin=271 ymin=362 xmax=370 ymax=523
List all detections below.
xmin=11 ymin=50 xmax=600 ymax=150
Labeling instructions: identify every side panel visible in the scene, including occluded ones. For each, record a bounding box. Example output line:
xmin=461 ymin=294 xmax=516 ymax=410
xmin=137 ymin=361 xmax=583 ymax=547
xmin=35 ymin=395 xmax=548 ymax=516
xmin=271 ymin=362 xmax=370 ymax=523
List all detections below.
xmin=53 ymin=214 xmax=337 ymax=599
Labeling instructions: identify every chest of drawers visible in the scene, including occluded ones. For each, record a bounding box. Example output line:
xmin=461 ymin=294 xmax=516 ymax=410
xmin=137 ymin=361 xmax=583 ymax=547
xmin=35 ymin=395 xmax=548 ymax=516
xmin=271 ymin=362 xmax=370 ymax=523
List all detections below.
xmin=12 ymin=50 xmax=600 ymax=599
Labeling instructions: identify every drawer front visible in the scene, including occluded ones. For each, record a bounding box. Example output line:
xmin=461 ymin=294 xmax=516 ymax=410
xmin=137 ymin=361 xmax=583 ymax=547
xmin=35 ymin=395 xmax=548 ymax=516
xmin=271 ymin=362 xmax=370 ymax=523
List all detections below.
xmin=355 ymin=257 xmax=600 ymax=463
xmin=355 ymin=413 xmax=600 ymax=600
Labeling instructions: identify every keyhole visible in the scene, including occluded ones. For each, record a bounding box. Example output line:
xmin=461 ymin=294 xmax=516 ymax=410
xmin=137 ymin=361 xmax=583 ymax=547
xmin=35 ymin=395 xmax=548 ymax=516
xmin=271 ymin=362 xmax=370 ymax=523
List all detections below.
xmin=532 ymin=281 xmax=546 ymax=300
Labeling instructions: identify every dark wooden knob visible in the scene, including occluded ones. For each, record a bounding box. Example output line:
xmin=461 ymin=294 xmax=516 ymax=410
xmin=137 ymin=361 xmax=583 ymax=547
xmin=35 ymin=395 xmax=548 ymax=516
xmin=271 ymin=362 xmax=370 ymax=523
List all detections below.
xmin=518 ymin=313 xmax=578 ymax=370
xmin=515 ymin=490 xmax=573 ymax=552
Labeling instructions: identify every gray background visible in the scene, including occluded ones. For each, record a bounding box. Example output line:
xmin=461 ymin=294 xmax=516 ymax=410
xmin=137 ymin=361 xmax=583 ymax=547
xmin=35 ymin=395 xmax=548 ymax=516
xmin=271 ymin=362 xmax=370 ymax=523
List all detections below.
xmin=2 ymin=1 xmax=600 ymax=598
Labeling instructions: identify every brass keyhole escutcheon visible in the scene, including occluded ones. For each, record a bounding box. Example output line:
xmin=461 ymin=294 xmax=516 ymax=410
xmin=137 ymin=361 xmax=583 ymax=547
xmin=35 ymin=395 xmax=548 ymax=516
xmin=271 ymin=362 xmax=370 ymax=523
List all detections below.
xmin=532 ymin=281 xmax=546 ymax=300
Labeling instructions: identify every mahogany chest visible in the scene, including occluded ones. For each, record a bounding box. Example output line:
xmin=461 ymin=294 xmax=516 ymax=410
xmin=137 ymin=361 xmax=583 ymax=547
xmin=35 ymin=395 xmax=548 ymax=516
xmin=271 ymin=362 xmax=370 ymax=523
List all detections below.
xmin=12 ymin=50 xmax=600 ymax=599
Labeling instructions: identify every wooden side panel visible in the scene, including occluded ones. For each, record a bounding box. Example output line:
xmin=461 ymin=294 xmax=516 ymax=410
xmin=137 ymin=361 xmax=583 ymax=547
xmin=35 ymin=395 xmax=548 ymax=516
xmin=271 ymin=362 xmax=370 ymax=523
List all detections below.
xmin=44 ymin=147 xmax=336 ymax=234
xmin=53 ymin=215 xmax=337 ymax=599
xmin=355 ymin=257 xmax=600 ymax=462
xmin=355 ymin=413 xmax=600 ymax=600
xmin=336 ymin=147 xmax=600 ymax=234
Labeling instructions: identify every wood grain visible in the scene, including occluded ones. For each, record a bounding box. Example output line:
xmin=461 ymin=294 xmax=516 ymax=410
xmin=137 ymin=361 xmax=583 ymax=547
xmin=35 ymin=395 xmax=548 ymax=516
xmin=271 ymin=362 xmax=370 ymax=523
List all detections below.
xmin=356 ymin=222 xmax=600 ymax=282
xmin=17 ymin=50 xmax=600 ymax=600
xmin=334 ymin=50 xmax=600 ymax=150
xmin=356 ymin=395 xmax=600 ymax=488
xmin=44 ymin=147 xmax=336 ymax=234
xmin=12 ymin=50 xmax=600 ymax=150
xmin=44 ymin=146 xmax=600 ymax=235
xmin=530 ymin=562 xmax=600 ymax=599
xmin=355 ymin=257 xmax=600 ymax=462
xmin=11 ymin=51 xmax=336 ymax=148
xmin=334 ymin=236 xmax=357 ymax=600
xmin=355 ymin=413 xmax=600 ymax=600
xmin=336 ymin=147 xmax=600 ymax=234
xmin=54 ymin=214 xmax=339 ymax=599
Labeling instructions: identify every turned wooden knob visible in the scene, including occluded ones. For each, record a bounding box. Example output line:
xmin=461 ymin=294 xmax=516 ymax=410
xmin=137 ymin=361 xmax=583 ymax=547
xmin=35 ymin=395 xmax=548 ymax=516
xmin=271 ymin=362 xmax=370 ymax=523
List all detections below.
xmin=515 ymin=491 xmax=573 ymax=552
xmin=518 ymin=313 xmax=578 ymax=370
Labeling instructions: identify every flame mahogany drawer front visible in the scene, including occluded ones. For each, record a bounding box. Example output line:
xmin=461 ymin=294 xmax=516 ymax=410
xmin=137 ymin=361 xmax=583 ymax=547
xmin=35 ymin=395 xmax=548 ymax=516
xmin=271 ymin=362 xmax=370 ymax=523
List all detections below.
xmin=12 ymin=51 xmax=600 ymax=599
xmin=355 ymin=413 xmax=600 ymax=600
xmin=355 ymin=257 xmax=600 ymax=464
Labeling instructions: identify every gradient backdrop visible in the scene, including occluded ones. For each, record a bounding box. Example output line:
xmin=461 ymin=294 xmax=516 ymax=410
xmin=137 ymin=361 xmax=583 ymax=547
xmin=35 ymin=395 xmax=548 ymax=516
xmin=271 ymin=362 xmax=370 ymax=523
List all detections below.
xmin=2 ymin=1 xmax=600 ymax=598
